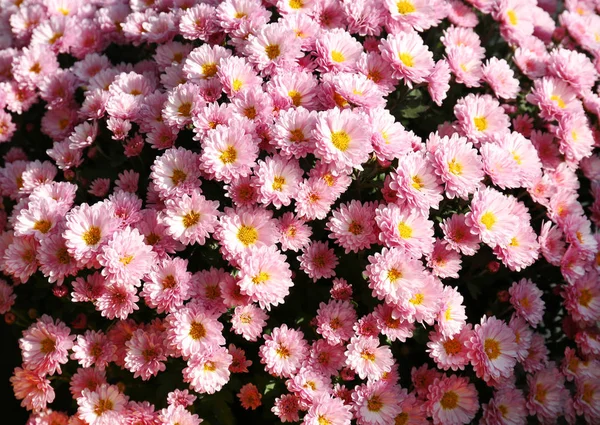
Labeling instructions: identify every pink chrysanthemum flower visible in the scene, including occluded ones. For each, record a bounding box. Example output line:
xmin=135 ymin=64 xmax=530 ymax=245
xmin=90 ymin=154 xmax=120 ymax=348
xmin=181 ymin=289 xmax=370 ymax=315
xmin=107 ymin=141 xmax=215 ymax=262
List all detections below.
xmin=295 ymin=178 xmax=338 ymax=221
xmin=71 ymin=330 xmax=116 ymax=371
xmin=10 ymin=367 xmax=55 ymax=412
xmin=465 ymin=188 xmax=519 ymax=248
xmin=150 ymin=147 xmax=201 ymax=199
xmin=246 ymin=22 xmax=302 ymax=75
xmin=374 ymin=203 xmax=435 ymax=258
xmin=427 ymin=240 xmax=462 ymax=279
xmin=217 ymin=56 xmax=263 ymax=97
xmin=124 ymin=328 xmax=167 ymax=381
xmin=352 ymin=381 xmax=402 ymax=425
xmin=167 ymin=389 xmax=197 ymax=408
xmin=508 ymin=315 xmax=533 ymax=363
xmin=238 ymin=383 xmax=262 ymax=410
xmin=389 ymin=151 xmax=443 ymax=212
xmin=76 ymin=383 xmax=128 ymax=425
xmin=259 ymin=324 xmax=309 ymax=378
xmin=315 ymin=28 xmax=363 ymax=72
xmin=326 ymin=200 xmax=377 ymax=253
xmin=526 ymin=365 xmax=567 ymax=423
xmin=562 ymin=273 xmax=600 ymax=326
xmin=436 ymin=285 xmax=467 ymax=338
xmin=466 ymin=316 xmax=518 ymax=383
xmin=200 ymin=124 xmax=259 ymax=183
xmin=427 ymin=324 xmax=473 ymax=371
xmin=183 ymin=345 xmax=232 ymax=394
xmin=547 ymin=47 xmax=597 ymax=93
xmin=272 ymin=393 xmax=301 ymax=423
xmin=303 ymin=393 xmax=352 ymax=425
xmin=556 ymin=112 xmax=595 ymax=166
xmin=184 ymin=44 xmax=231 ymax=82
xmin=525 ymin=77 xmax=581 ymax=121
xmin=427 ymin=59 xmax=452 ymax=106
xmin=440 ymin=213 xmax=480 ymax=256
xmin=162 ymin=190 xmax=220 ymax=246
xmin=286 ymin=365 xmax=331 ymax=403
xmin=158 ymin=405 xmax=202 ymax=425
xmin=380 ymin=31 xmax=435 ymax=87
xmin=166 ymin=301 xmax=225 ymax=359
xmin=98 ymin=227 xmax=156 ymax=287
xmin=508 ymin=278 xmax=545 ymax=328
xmin=14 ymin=198 xmax=61 ymax=240
xmin=69 ymin=367 xmax=107 ymax=398
xmin=276 ymin=212 xmax=312 ymax=252
xmin=272 ymin=107 xmax=317 ymax=159
xmin=142 ymin=257 xmax=192 ymax=314
xmin=0 ymin=279 xmax=16 ymax=314
xmin=426 ymin=375 xmax=479 ymax=425
xmin=19 ymin=314 xmax=74 ymax=375
xmin=298 ymin=241 xmax=339 ymax=282
xmin=94 ymin=282 xmax=139 ymax=320
xmin=231 ymin=304 xmax=268 ymax=342
xmin=316 ymin=300 xmax=357 ymax=345
xmin=345 ymin=335 xmax=394 ymax=381
xmin=238 ymin=245 xmax=294 ymax=310
xmin=481 ymin=387 xmax=527 ymax=425
xmin=454 ymin=93 xmax=510 ymax=145
xmin=253 ymin=155 xmax=303 ymax=209
xmin=481 ymin=57 xmax=520 ymax=99
xmin=313 ymin=108 xmax=372 ymax=172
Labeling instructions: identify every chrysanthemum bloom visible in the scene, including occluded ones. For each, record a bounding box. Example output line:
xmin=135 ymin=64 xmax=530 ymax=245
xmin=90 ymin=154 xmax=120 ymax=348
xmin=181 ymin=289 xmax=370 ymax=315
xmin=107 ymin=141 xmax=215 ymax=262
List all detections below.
xmin=430 ymin=133 xmax=484 ymax=199
xmin=286 ymin=366 xmax=332 ymax=403
xmin=259 ymin=324 xmax=309 ymax=378
xmin=466 ymin=316 xmax=518 ymax=383
xmin=401 ymin=273 xmax=444 ymax=326
xmin=150 ymin=147 xmax=201 ymax=199
xmin=183 ymin=345 xmax=232 ymax=394
xmin=446 ymin=45 xmax=483 ymax=88
xmin=352 ymin=380 xmax=402 ymax=425
xmin=231 ymin=303 xmax=268 ymax=342
xmin=480 ymin=387 xmax=527 ymax=425
xmin=166 ymin=301 xmax=225 ymax=359
xmin=326 ymin=200 xmax=377 ymax=254
xmin=183 ymin=44 xmax=231 ymax=82
xmin=373 ymin=303 xmax=415 ymax=343
xmin=522 ymin=332 xmax=550 ymax=374
xmin=71 ymin=330 xmax=116 ymax=370
xmin=94 ymin=282 xmax=139 ymax=320
xmin=2 ymin=235 xmax=38 ymax=283
xmin=162 ymin=190 xmax=220 ymax=246
xmin=124 ymin=328 xmax=167 ymax=381
xmin=315 ymin=28 xmax=363 ymax=72
xmin=313 ymin=108 xmax=372 ymax=172
xmin=379 ymin=31 xmax=434 ymax=87
xmin=167 ymin=389 xmax=197 ymax=408
xmin=12 ymin=45 xmax=59 ymax=89
xmin=526 ymin=365 xmax=567 ymax=423
xmin=440 ymin=214 xmax=480 ymax=256
xmin=426 ymin=375 xmax=479 ymax=425
xmin=365 ymin=246 xmax=426 ymax=306
xmin=77 ymin=383 xmax=128 ymax=425
xmin=525 ymin=77 xmax=581 ymax=121
xmin=276 ymin=212 xmax=312 ymax=252
xmin=563 ymin=272 xmax=600 ymax=326
xmin=454 ymin=94 xmax=510 ymax=145
xmin=427 ymin=240 xmax=462 ymax=279
xmin=374 ymin=203 xmax=435 ymax=258
xmin=556 ymin=112 xmax=595 ymax=166
xmin=63 ymin=202 xmax=120 ymax=265
xmin=246 ymin=22 xmax=303 ymax=75
xmin=158 ymin=404 xmax=202 ymax=425
xmin=98 ymin=227 xmax=156 ymax=287
xmin=368 ymin=108 xmax=415 ymax=161
xmin=200 ymin=123 xmax=259 ymax=183
xmin=162 ymin=83 xmax=203 ymax=129
xmin=14 ymin=197 xmax=61 ymax=240
xmin=252 ymin=155 xmax=303 ymax=209
xmin=272 ymin=393 xmax=301 ymax=423
xmin=272 ymin=107 xmax=317 ymax=159
xmin=481 ymin=58 xmax=520 ymax=99
xmin=315 ymin=300 xmax=357 ymax=345
xmin=295 ymin=178 xmax=338 ymax=221
xmin=298 ymin=241 xmax=339 ymax=282
xmin=508 ymin=278 xmax=545 ymax=328
xmin=465 ymin=188 xmax=519 ymax=248
xmin=427 ymin=324 xmax=473 ymax=371
xmin=303 ymin=393 xmax=352 ymax=425
xmin=389 ymin=151 xmax=443 ymax=212
xmin=69 ymin=367 xmax=107 ymax=398
xmin=436 ymin=285 xmax=467 ymax=338
xmin=0 ymin=279 xmax=16 ymax=314
xmin=217 ymin=56 xmax=263 ymax=97
xmin=574 ymin=376 xmax=600 ymax=423
xmin=237 ymin=383 xmax=262 ymax=410
xmin=10 ymin=367 xmax=55 ymax=412
xmin=547 ymin=47 xmax=597 ymax=93
xmin=345 ymin=335 xmax=394 ymax=381
xmin=229 ymin=343 xmax=252 ymax=373
xmin=308 ymin=339 xmax=346 ymax=376
xmin=427 ymin=59 xmax=452 ymax=106
xmin=508 ymin=314 xmax=533 ymax=363
xmin=19 ymin=314 xmax=74 ymax=375
xmin=237 ymin=245 xmax=293 ymax=310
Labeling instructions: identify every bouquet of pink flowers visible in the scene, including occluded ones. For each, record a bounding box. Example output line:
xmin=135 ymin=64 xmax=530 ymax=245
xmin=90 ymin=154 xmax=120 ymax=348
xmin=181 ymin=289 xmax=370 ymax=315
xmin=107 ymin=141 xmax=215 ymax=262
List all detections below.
xmin=1 ymin=0 xmax=599 ymax=424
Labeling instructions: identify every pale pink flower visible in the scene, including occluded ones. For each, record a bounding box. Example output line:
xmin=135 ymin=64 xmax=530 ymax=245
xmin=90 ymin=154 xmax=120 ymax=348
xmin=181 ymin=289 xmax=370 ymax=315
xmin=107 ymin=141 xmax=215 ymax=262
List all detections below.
xmin=345 ymin=335 xmax=394 ymax=381
xmin=508 ymin=278 xmax=545 ymax=328
xmin=380 ymin=31 xmax=435 ymax=87
xmin=183 ymin=346 xmax=232 ymax=394
xmin=231 ymin=304 xmax=268 ymax=342
xmin=162 ymin=190 xmax=220 ymax=246
xmin=259 ymin=324 xmax=309 ymax=378
xmin=298 ymin=241 xmax=339 ymax=282
xmin=426 ymin=375 xmax=479 ymax=425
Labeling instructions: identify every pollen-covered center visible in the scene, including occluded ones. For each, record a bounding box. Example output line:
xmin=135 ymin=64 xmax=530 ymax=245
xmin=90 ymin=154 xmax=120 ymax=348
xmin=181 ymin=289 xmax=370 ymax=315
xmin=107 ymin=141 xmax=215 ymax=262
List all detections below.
xmin=83 ymin=226 xmax=101 ymax=246
xmin=237 ymin=225 xmax=258 ymax=246
xmin=484 ymin=338 xmax=501 ymax=360
xmin=440 ymin=391 xmax=458 ymax=409
xmin=219 ymin=146 xmax=237 ymax=164
xmin=182 ymin=211 xmax=200 ymax=228
xmin=331 ymin=131 xmax=350 ymax=151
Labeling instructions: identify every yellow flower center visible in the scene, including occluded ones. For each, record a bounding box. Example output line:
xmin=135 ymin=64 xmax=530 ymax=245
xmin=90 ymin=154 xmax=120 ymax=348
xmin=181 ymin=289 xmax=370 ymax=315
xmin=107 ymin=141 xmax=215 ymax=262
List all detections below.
xmin=289 ymin=0 xmax=304 ymax=9
xmin=367 ymin=396 xmax=384 ymax=412
xmin=387 ymin=268 xmax=402 ymax=282
xmin=582 ymin=383 xmax=594 ymax=404
xmin=440 ymin=391 xmax=459 ymax=409
xmin=220 ymin=146 xmax=237 ymax=164
xmin=361 ymin=350 xmax=376 ymax=361
xmin=120 ymin=255 xmax=134 ymax=265
xmin=535 ymin=384 xmax=547 ymax=403
xmin=178 ymin=102 xmax=192 ymax=117
xmin=237 ymin=225 xmax=258 ymax=246
xmin=272 ymin=176 xmax=285 ymax=191
xmin=276 ymin=344 xmax=290 ymax=358
xmin=498 ymin=405 xmax=508 ymax=417
xmin=202 ymin=62 xmax=217 ymax=78
xmin=288 ymin=90 xmax=302 ymax=107
xmin=331 ymin=50 xmax=345 ymax=63
xmin=331 ymin=131 xmax=351 ymax=151
xmin=182 ymin=211 xmax=200 ymax=228
xmin=203 ymin=361 xmax=216 ymax=371
xmin=232 ymin=79 xmax=243 ymax=91
xmin=411 ymin=175 xmax=424 ymax=190
xmin=480 ymin=211 xmax=496 ymax=230
xmin=40 ymin=337 xmax=56 ymax=354
xmin=410 ymin=293 xmax=424 ymax=305
xmin=56 ymin=247 xmax=71 ymax=265
xmin=94 ymin=399 xmax=114 ymax=416
xmin=82 ymin=226 xmax=101 ymax=246
xmin=484 ymin=338 xmax=501 ymax=360
xmin=189 ymin=321 xmax=206 ymax=340
xmin=33 ymin=219 xmax=52 ymax=234
xmin=443 ymin=338 xmax=462 ymax=355
xmin=507 ymin=9 xmax=517 ymax=25
xmin=395 ymin=413 xmax=409 ymax=425
xmin=398 ymin=52 xmax=414 ymax=67
xmin=252 ymin=271 xmax=270 ymax=284
xmin=579 ymin=288 xmax=593 ymax=307
xmin=398 ymin=222 xmax=412 ymax=239
xmin=290 ymin=129 xmax=305 ymax=143
xmin=474 ymin=116 xmax=488 ymax=131
xmin=551 ymin=94 xmax=565 ymax=108
xmin=348 ymin=221 xmax=363 ymax=235
xmin=448 ymin=159 xmax=463 ymax=175
xmin=171 ymin=169 xmax=187 ymax=186
xmin=30 ymin=63 xmax=41 ymax=74
xmin=265 ymin=44 xmax=281 ymax=60
xmin=397 ymin=0 xmax=416 ymax=14
xmin=162 ymin=275 xmax=177 ymax=289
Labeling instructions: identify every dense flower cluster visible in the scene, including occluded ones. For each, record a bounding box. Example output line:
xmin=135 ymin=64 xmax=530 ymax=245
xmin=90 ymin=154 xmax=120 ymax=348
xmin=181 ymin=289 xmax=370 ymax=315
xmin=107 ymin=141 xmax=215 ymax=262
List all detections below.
xmin=0 ymin=0 xmax=599 ymax=424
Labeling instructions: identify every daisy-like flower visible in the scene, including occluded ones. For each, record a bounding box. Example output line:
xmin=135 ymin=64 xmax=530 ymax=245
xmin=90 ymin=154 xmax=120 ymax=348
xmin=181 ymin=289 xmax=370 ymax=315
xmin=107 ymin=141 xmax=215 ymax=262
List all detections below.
xmin=313 ymin=108 xmax=372 ymax=172
xmin=430 ymin=133 xmax=484 ymax=199
xmin=436 ymin=285 xmax=467 ymax=338
xmin=98 ymin=227 xmax=156 ymax=287
xmin=466 ymin=316 xmax=518 ymax=383
xmin=259 ymin=324 xmax=309 ymax=378
xmin=162 ymin=83 xmax=203 ymax=129
xmin=562 ymin=273 xmax=600 ymax=326
xmin=124 ymin=328 xmax=167 ymax=381
xmin=316 ymin=300 xmax=357 ymax=345
xmin=368 ymin=108 xmax=414 ymax=161
xmin=238 ymin=245 xmax=293 ymax=310
xmin=246 ymin=22 xmax=302 ymax=74
xmin=238 ymin=383 xmax=262 ymax=410
xmin=441 ymin=214 xmax=480 ymax=256
xmin=162 ymin=190 xmax=220 ymax=246
xmin=295 ymin=178 xmax=338 ymax=221
xmin=427 ymin=325 xmax=473 ymax=371
xmin=76 ymin=383 xmax=128 ymax=425
xmin=253 ymin=155 xmax=303 ymax=209
xmin=10 ymin=367 xmax=55 ymax=412
xmin=19 ymin=314 xmax=74 ymax=375
xmin=303 ymin=393 xmax=352 ymax=425
xmin=374 ymin=203 xmax=435 ymax=258
xmin=465 ymin=188 xmax=519 ymax=248
xmin=454 ymin=93 xmax=510 ymax=145
xmin=150 ymin=147 xmax=201 ymax=199
xmin=95 ymin=282 xmax=139 ymax=321
xmin=389 ymin=151 xmax=443 ymax=212
xmin=141 ymin=256 xmax=192 ymax=314
xmin=200 ymin=123 xmax=259 ymax=183
xmin=352 ymin=380 xmax=402 ymax=425
xmin=315 ymin=28 xmax=363 ymax=72
xmin=183 ymin=44 xmax=231 ymax=82
xmin=481 ymin=57 xmax=520 ymax=100
xmin=345 ymin=335 xmax=394 ymax=381
xmin=71 ymin=330 xmax=116 ymax=370
xmin=380 ymin=31 xmax=435 ymax=87
xmin=231 ymin=304 xmax=268 ymax=342
xmin=272 ymin=107 xmax=317 ymax=159
xmin=481 ymin=387 xmax=527 ymax=425
xmin=276 ymin=212 xmax=312 ymax=252
xmin=158 ymin=405 xmax=202 ymax=425
xmin=426 ymin=375 xmax=479 ymax=425
xmin=217 ymin=56 xmax=263 ymax=98
xmin=298 ymin=241 xmax=339 ymax=282
xmin=14 ymin=198 xmax=61 ymax=240
xmin=326 ymin=200 xmax=377 ymax=253
xmin=508 ymin=278 xmax=545 ymax=328
xmin=286 ymin=366 xmax=331 ymax=403
xmin=272 ymin=393 xmax=301 ymax=423
xmin=183 ymin=346 xmax=232 ymax=394
xmin=70 ymin=367 xmax=107 ymax=398
xmin=525 ymin=77 xmax=580 ymax=121
xmin=166 ymin=301 xmax=225 ymax=359
xmin=526 ymin=365 xmax=567 ymax=423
